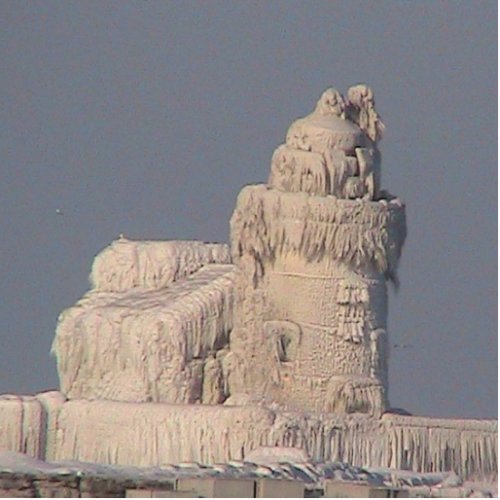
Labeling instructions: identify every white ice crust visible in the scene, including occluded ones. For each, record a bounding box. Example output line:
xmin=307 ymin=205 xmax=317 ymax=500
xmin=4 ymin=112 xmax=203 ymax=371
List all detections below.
xmin=53 ymin=240 xmax=234 ymax=404
xmin=0 ymin=395 xmax=496 ymax=483
xmin=1 ymin=87 xmax=496 ymax=488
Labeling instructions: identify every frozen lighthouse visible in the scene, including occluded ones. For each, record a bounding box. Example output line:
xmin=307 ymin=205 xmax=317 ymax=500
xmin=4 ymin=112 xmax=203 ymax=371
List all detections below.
xmin=228 ymin=86 xmax=406 ymax=415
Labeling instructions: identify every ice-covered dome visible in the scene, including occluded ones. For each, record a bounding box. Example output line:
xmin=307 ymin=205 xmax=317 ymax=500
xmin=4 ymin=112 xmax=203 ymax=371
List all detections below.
xmin=269 ymin=87 xmax=383 ymax=200
xmin=285 ymin=87 xmax=369 ymax=154
xmin=286 ymin=110 xmax=368 ymax=154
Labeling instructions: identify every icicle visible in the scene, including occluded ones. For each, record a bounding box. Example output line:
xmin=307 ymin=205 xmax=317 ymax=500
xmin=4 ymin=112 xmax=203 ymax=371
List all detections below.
xmin=231 ymin=186 xmax=406 ymax=286
xmin=0 ymin=395 xmax=46 ymax=459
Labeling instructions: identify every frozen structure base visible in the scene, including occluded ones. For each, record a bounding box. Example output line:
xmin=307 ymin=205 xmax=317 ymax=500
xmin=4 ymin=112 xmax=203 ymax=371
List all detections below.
xmin=0 ymin=393 xmax=497 ymax=482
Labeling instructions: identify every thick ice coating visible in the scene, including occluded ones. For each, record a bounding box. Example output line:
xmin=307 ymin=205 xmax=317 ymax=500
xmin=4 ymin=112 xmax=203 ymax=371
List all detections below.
xmin=229 ymin=86 xmax=405 ymax=416
xmin=19 ymin=86 xmax=493 ymax=484
xmin=52 ymin=86 xmax=404 ymax=416
xmin=0 ymin=394 xmax=496 ymax=482
xmin=52 ymin=241 xmax=234 ymax=404
xmin=90 ymin=239 xmax=231 ymax=292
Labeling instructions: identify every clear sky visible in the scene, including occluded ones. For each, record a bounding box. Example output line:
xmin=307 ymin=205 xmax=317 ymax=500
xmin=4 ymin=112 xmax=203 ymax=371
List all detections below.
xmin=1 ymin=0 xmax=497 ymax=419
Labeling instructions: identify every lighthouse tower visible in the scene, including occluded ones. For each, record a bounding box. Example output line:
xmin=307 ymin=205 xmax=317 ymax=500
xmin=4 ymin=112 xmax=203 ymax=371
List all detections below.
xmin=227 ymin=86 xmax=406 ymax=416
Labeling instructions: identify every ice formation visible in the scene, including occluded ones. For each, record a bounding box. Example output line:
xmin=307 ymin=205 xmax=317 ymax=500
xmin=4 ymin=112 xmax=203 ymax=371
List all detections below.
xmin=52 ymin=86 xmax=405 ymax=415
xmin=0 ymin=449 xmax=497 ymax=497
xmin=0 ymin=394 xmax=496 ymax=481
xmin=0 ymin=395 xmax=45 ymax=459
xmin=229 ymin=86 xmax=405 ymax=416
xmin=52 ymin=240 xmax=234 ymax=403
xmin=90 ymin=239 xmax=230 ymax=292
xmin=1 ymin=86 xmax=497 ymax=485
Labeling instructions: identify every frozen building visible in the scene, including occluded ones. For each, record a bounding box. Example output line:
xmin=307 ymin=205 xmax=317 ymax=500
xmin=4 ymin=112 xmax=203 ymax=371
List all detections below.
xmin=0 ymin=86 xmax=496 ymax=485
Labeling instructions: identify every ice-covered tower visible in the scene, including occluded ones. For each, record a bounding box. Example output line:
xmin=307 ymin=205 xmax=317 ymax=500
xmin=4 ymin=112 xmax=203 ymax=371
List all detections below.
xmin=228 ymin=86 xmax=406 ymax=416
